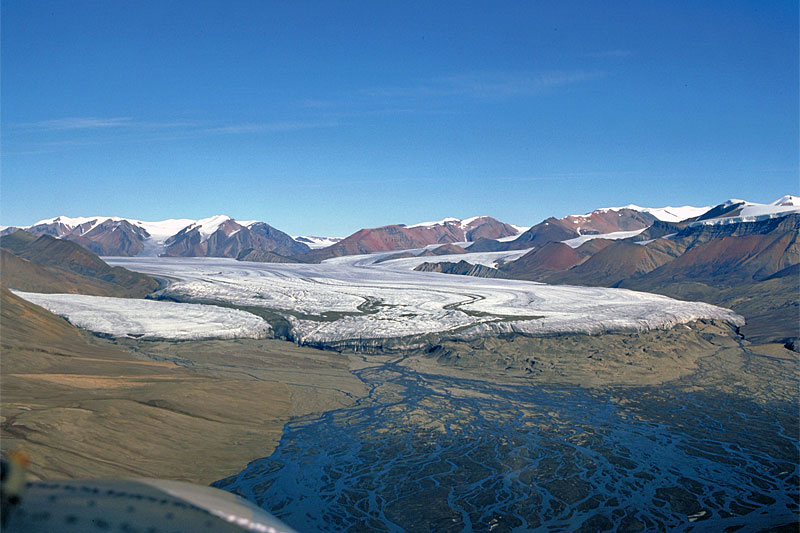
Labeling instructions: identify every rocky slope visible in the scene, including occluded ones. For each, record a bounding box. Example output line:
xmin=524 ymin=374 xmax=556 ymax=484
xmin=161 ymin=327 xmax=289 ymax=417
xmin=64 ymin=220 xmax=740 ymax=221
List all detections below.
xmin=4 ymin=215 xmax=309 ymax=259
xmin=0 ymin=231 xmax=158 ymax=297
xmin=237 ymin=249 xmax=300 ymax=263
xmin=303 ymin=216 xmax=520 ymax=261
xmin=162 ymin=219 xmax=309 ymax=258
xmin=471 ymin=207 xmax=663 ymax=252
xmin=499 ymin=213 xmax=800 ymax=343
xmin=414 ymin=260 xmax=508 ymax=278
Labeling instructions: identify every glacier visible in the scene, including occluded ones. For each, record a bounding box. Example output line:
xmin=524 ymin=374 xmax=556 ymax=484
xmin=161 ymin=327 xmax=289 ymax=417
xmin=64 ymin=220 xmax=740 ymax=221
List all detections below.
xmin=11 ymin=290 xmax=271 ymax=341
xmin=98 ymin=254 xmax=743 ymax=349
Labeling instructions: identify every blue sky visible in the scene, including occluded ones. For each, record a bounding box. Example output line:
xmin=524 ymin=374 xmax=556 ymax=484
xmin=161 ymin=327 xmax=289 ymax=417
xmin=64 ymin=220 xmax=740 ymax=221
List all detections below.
xmin=2 ymin=0 xmax=797 ymax=236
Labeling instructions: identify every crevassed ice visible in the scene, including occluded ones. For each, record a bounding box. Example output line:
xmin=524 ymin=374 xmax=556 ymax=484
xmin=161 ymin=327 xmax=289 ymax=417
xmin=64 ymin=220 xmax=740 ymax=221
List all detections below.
xmin=12 ymin=290 xmax=270 ymax=341
xmin=103 ymin=257 xmax=743 ymax=346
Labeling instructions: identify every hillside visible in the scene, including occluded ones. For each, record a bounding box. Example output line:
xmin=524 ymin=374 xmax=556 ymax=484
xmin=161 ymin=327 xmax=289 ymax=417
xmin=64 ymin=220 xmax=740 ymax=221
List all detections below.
xmin=0 ymin=231 xmax=158 ymax=298
xmin=502 ymin=242 xmax=582 ymax=280
xmin=0 ymin=287 xmax=363 ymax=482
xmin=497 ymin=214 xmax=800 ymax=343
xmin=303 ymin=216 xmax=519 ymax=261
xmin=543 ymin=241 xmax=676 ymax=287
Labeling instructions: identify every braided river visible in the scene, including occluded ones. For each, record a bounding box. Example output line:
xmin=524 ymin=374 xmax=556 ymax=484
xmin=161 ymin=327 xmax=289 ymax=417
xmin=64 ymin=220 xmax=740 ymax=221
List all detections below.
xmin=214 ymin=359 xmax=798 ymax=532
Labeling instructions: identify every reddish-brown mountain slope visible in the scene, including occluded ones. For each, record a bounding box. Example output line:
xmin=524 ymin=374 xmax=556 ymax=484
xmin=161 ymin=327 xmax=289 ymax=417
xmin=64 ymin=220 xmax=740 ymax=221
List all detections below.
xmin=503 ymin=208 xmax=657 ymax=251
xmin=573 ymin=238 xmax=615 ymax=258
xmin=304 ymin=217 xmax=519 ymax=261
xmin=418 ymin=244 xmax=469 ymax=257
xmin=634 ymin=231 xmax=799 ymax=287
xmin=502 ymin=242 xmax=583 ymax=280
xmin=543 ymin=241 xmax=675 ymax=287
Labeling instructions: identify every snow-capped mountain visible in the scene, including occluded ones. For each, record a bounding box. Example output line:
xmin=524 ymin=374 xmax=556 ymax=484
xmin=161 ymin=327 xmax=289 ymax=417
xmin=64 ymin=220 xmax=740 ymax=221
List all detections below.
xmin=466 ymin=196 xmax=798 ymax=253
xmin=3 ymin=215 xmax=309 ymax=258
xmin=406 ymin=216 xmax=527 ymax=240
xmin=303 ymin=216 xmax=522 ymax=261
xmin=163 ymin=218 xmax=309 ymax=258
xmin=4 ymin=196 xmax=796 ymax=260
xmin=580 ymin=204 xmax=712 ymax=223
xmin=292 ymin=235 xmax=344 ymax=249
xmin=689 ymin=196 xmax=800 ymax=226
xmin=494 ymin=207 xmax=660 ymax=251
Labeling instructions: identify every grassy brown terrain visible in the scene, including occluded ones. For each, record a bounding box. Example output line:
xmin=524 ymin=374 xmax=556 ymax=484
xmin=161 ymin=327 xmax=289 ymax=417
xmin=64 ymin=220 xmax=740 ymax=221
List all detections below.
xmin=1 ymin=230 xmax=158 ymax=297
xmin=1 ymin=249 xmax=148 ymax=297
xmin=0 ymin=288 xmax=365 ymax=484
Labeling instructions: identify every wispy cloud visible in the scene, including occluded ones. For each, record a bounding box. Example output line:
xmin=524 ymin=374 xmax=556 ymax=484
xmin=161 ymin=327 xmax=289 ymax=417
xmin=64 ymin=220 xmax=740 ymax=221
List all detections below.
xmin=4 ymin=116 xmax=340 ymax=155
xmin=200 ymin=121 xmax=338 ymax=135
xmin=18 ymin=117 xmax=135 ymax=130
xmin=16 ymin=117 xmax=207 ymax=132
xmin=360 ymin=70 xmax=604 ymax=101
xmin=585 ymin=49 xmax=633 ymax=58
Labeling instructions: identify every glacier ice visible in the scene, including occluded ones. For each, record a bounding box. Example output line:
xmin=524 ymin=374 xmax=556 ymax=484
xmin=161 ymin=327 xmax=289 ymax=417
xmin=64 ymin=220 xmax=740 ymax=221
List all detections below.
xmin=100 ymin=255 xmax=743 ymax=348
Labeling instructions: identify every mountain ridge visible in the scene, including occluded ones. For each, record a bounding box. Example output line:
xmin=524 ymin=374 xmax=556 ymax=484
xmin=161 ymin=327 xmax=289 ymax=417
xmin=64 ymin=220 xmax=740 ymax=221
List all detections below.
xmin=2 ymin=196 xmax=795 ymax=260
xmin=0 ymin=231 xmax=158 ymax=297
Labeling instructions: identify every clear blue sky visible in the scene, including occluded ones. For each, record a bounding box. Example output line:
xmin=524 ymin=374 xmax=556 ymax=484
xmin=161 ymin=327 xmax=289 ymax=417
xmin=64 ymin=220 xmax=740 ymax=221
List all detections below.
xmin=2 ymin=0 xmax=797 ymax=236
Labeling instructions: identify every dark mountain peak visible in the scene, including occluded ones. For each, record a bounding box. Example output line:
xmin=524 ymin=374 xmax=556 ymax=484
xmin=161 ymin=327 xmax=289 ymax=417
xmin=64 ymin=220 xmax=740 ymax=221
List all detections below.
xmin=0 ymin=229 xmax=38 ymax=252
xmin=691 ymin=200 xmax=747 ymax=222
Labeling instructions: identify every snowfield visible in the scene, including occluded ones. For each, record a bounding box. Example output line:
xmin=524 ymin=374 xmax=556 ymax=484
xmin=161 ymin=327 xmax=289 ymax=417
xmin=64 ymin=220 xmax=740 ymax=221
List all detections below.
xmin=12 ymin=290 xmax=271 ymax=341
xmin=99 ymin=255 xmax=743 ymax=349
xmin=561 ymin=229 xmax=647 ymax=248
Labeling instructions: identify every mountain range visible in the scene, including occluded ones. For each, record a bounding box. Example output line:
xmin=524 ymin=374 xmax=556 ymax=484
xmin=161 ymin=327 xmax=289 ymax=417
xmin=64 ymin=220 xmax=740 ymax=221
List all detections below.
xmin=411 ymin=195 xmax=799 ymax=344
xmin=1 ymin=214 xmax=524 ymax=261
xmin=1 ymin=215 xmax=311 ymax=259
xmin=0 ymin=201 xmax=754 ymax=261
xmin=2 ymin=196 xmax=796 ymax=266
xmin=2 ymin=195 xmax=797 ymax=345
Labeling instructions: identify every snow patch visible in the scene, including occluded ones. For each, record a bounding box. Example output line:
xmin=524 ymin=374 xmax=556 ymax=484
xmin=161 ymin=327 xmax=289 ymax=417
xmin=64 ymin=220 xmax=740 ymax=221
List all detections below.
xmin=771 ymin=195 xmax=799 ymax=207
xmin=691 ymin=196 xmax=800 ymax=226
xmin=406 ymin=217 xmax=463 ymax=229
xmin=460 ymin=216 xmax=488 ymax=226
xmin=185 ymin=215 xmax=235 ymax=243
xmin=293 ymin=235 xmax=344 ymax=249
xmin=12 ymin=290 xmax=270 ymax=340
xmin=571 ymin=205 xmax=710 ymax=222
xmin=561 ymin=229 xmax=647 ymax=248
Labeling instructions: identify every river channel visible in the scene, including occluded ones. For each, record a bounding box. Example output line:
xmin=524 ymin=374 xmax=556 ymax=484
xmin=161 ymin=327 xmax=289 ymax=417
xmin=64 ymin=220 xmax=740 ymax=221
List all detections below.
xmin=213 ymin=361 xmax=798 ymax=532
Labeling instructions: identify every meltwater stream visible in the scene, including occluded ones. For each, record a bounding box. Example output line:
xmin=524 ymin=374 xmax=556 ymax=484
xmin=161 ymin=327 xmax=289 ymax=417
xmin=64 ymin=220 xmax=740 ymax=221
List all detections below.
xmin=214 ymin=363 xmax=798 ymax=532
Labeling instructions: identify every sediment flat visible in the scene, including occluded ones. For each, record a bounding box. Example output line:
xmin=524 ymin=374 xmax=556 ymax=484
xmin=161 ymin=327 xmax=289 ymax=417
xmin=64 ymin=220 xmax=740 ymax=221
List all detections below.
xmin=2 ymin=286 xmax=796 ymax=495
xmin=0 ymin=288 xmax=366 ymax=484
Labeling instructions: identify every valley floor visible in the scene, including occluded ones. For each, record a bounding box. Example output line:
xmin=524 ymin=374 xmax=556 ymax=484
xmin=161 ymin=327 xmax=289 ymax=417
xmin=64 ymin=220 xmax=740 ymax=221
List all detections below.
xmin=2 ymin=284 xmax=795 ymax=480
xmin=1 ymin=253 xmax=797 ymax=530
xmin=0 ymin=288 xmax=365 ymax=484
